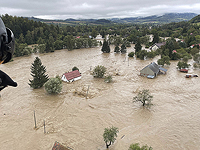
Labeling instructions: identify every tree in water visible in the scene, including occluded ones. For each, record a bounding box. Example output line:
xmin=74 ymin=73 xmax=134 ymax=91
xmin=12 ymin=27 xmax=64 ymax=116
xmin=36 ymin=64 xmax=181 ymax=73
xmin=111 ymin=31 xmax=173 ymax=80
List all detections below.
xmin=129 ymin=143 xmax=153 ymax=150
xmin=133 ymin=89 xmax=153 ymax=107
xmin=135 ymin=38 xmax=142 ymax=55
xmin=101 ymin=39 xmax=110 ymax=53
xmin=157 ymin=56 xmax=171 ymax=66
xmin=120 ymin=44 xmax=127 ymax=53
xmin=114 ymin=46 xmax=120 ymax=53
xmin=44 ymin=76 xmax=62 ymax=94
xmin=103 ymin=126 xmax=119 ymax=148
xmin=93 ymin=65 xmax=106 ymax=78
xmin=72 ymin=66 xmax=79 ymax=71
xmin=29 ymin=57 xmax=49 ymax=89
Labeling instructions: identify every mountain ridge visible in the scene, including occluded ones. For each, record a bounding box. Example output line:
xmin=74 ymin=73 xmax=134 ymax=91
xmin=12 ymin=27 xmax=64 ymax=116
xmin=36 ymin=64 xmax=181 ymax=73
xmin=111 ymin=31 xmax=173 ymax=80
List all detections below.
xmin=28 ymin=13 xmax=198 ymax=25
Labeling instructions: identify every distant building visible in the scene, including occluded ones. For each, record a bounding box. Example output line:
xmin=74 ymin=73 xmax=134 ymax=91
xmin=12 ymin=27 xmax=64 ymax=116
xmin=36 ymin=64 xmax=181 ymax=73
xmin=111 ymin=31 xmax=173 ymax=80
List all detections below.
xmin=150 ymin=42 xmax=166 ymax=51
xmin=61 ymin=70 xmax=81 ymax=82
xmin=140 ymin=62 xmax=167 ymax=78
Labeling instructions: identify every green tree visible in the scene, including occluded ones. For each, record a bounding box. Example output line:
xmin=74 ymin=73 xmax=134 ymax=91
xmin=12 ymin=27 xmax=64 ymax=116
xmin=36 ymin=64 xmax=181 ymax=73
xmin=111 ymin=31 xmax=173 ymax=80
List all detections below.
xmin=104 ymin=75 xmax=112 ymax=83
xmin=177 ymin=61 xmax=189 ymax=69
xmin=135 ymin=38 xmax=142 ymax=54
xmin=25 ymin=30 xmax=33 ymax=45
xmin=133 ymin=89 xmax=153 ymax=107
xmin=129 ymin=143 xmax=153 ymax=150
xmin=157 ymin=56 xmax=171 ymax=66
xmin=44 ymin=76 xmax=62 ymax=94
xmin=93 ymin=65 xmax=106 ymax=78
xmin=128 ymin=52 xmax=135 ymax=57
xmin=91 ymin=28 xmax=98 ymax=38
xmin=38 ymin=44 xmax=46 ymax=53
xmin=72 ymin=66 xmax=79 ymax=71
xmin=190 ymin=47 xmax=199 ymax=56
xmin=193 ymin=53 xmax=200 ymax=63
xmin=147 ymin=51 xmax=156 ymax=59
xmin=29 ymin=57 xmax=49 ymax=89
xmin=152 ymin=32 xmax=159 ymax=44
xmin=101 ymin=39 xmax=110 ymax=53
xmin=37 ymin=37 xmax=45 ymax=44
xmin=54 ymin=40 xmax=63 ymax=50
xmin=21 ymin=46 xmax=32 ymax=56
xmin=114 ymin=46 xmax=120 ymax=53
xmin=18 ymin=33 xmax=25 ymax=43
xmin=103 ymin=126 xmax=119 ymax=148
xmin=120 ymin=44 xmax=127 ymax=53
xmin=182 ymin=56 xmax=189 ymax=63
xmin=63 ymin=35 xmax=75 ymax=50
xmin=137 ymin=50 xmax=147 ymax=60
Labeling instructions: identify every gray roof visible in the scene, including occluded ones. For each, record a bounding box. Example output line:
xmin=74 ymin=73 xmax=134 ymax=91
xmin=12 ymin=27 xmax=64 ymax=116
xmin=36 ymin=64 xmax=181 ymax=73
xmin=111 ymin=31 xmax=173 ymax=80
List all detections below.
xmin=150 ymin=42 xmax=166 ymax=49
xmin=146 ymin=62 xmax=160 ymax=74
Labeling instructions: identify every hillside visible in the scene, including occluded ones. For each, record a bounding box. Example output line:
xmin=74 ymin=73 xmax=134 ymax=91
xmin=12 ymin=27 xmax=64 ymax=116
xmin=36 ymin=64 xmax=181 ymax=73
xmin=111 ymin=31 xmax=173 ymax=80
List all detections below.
xmin=189 ymin=14 xmax=200 ymax=23
xmin=111 ymin=13 xmax=197 ymax=24
xmin=30 ymin=13 xmax=198 ymax=25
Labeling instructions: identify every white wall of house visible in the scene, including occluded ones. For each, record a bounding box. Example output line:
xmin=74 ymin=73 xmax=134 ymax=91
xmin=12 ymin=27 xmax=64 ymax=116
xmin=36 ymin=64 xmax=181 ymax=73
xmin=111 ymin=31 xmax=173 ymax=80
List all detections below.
xmin=151 ymin=45 xmax=159 ymax=51
xmin=61 ymin=75 xmax=68 ymax=82
xmin=61 ymin=75 xmax=81 ymax=82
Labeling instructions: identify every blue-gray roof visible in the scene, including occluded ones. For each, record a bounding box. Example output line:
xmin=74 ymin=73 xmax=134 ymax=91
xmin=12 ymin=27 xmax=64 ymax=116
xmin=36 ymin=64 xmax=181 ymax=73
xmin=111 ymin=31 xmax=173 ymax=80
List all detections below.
xmin=147 ymin=62 xmax=160 ymax=73
xmin=159 ymin=67 xmax=167 ymax=72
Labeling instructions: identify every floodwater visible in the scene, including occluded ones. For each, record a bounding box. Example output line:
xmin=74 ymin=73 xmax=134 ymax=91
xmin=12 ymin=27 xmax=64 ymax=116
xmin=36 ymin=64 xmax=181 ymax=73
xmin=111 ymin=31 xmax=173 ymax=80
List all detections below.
xmin=0 ymin=45 xmax=200 ymax=150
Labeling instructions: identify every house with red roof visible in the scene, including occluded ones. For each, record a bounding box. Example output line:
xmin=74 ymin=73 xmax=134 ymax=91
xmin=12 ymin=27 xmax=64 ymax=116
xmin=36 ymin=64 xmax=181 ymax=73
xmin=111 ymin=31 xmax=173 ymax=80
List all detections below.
xmin=61 ymin=70 xmax=81 ymax=82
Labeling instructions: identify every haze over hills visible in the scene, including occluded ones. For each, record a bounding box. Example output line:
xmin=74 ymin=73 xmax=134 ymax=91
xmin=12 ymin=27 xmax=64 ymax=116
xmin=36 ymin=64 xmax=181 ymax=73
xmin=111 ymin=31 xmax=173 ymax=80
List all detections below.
xmin=29 ymin=13 xmax=198 ymax=25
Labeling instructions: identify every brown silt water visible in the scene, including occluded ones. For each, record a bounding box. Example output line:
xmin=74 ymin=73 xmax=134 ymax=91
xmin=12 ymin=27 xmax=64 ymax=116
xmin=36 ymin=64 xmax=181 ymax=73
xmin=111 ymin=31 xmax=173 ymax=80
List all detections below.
xmin=0 ymin=45 xmax=200 ymax=150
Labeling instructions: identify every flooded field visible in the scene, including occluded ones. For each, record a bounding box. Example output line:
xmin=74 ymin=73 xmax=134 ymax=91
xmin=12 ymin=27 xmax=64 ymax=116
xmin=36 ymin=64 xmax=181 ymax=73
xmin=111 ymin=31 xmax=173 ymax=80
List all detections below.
xmin=0 ymin=45 xmax=200 ymax=150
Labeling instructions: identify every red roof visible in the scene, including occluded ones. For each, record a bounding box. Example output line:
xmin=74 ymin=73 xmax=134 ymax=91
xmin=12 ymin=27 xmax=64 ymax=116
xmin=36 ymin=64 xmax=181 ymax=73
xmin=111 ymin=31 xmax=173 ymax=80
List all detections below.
xmin=52 ymin=141 xmax=71 ymax=150
xmin=63 ymin=70 xmax=81 ymax=80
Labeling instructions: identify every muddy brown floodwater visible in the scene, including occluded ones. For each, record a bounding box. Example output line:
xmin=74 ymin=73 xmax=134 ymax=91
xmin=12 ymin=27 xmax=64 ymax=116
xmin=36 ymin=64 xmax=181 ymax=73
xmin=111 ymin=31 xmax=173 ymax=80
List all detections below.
xmin=0 ymin=44 xmax=200 ymax=150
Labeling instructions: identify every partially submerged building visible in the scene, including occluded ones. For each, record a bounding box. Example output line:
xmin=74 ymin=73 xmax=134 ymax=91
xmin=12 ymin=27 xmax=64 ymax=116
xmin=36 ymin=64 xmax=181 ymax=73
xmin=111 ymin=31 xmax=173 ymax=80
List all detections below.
xmin=61 ymin=70 xmax=81 ymax=82
xmin=140 ymin=62 xmax=167 ymax=78
xmin=52 ymin=141 xmax=73 ymax=150
xmin=150 ymin=42 xmax=166 ymax=51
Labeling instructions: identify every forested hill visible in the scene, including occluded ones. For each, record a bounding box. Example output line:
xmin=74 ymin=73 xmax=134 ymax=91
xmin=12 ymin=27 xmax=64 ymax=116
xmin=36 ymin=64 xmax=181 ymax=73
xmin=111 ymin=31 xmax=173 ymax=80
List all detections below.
xmin=110 ymin=13 xmax=197 ymax=24
xmin=29 ymin=13 xmax=197 ymax=25
xmin=189 ymin=14 xmax=200 ymax=23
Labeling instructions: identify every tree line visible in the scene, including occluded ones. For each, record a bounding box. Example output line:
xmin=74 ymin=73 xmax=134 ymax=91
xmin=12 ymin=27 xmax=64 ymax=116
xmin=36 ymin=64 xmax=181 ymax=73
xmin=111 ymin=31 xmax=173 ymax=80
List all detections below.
xmin=2 ymin=14 xmax=200 ymax=65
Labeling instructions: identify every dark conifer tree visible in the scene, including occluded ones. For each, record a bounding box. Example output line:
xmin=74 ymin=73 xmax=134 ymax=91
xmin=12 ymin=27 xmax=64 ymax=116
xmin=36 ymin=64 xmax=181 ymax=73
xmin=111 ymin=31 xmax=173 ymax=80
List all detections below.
xmin=152 ymin=32 xmax=159 ymax=44
xmin=120 ymin=44 xmax=127 ymax=53
xmin=29 ymin=57 xmax=49 ymax=89
xmin=101 ymin=39 xmax=110 ymax=53
xmin=135 ymin=38 xmax=142 ymax=54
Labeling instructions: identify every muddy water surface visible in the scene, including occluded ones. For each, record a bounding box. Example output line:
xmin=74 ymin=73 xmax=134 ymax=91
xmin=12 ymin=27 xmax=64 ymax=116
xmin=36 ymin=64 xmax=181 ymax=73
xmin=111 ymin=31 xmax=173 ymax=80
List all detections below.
xmin=0 ymin=45 xmax=200 ymax=150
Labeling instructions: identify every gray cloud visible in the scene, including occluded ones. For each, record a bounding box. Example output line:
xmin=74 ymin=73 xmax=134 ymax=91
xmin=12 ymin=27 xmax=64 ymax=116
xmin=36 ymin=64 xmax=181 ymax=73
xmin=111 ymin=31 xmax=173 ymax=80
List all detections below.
xmin=1 ymin=0 xmax=200 ymax=19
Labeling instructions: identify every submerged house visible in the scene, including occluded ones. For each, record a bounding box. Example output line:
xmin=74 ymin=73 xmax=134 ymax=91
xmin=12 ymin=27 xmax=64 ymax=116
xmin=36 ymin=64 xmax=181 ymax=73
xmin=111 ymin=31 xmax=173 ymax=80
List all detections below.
xmin=140 ymin=62 xmax=167 ymax=78
xmin=61 ymin=70 xmax=81 ymax=82
xmin=52 ymin=141 xmax=72 ymax=150
xmin=150 ymin=42 xmax=166 ymax=51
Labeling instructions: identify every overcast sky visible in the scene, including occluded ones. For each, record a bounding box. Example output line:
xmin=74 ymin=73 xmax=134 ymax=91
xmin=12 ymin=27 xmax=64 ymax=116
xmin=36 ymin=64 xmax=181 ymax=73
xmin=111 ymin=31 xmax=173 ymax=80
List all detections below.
xmin=1 ymin=0 xmax=200 ymax=20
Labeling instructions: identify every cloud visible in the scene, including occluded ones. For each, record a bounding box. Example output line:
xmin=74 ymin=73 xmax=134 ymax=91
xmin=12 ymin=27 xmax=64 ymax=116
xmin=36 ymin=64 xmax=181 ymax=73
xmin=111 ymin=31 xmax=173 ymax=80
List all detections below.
xmin=1 ymin=0 xmax=199 ymax=19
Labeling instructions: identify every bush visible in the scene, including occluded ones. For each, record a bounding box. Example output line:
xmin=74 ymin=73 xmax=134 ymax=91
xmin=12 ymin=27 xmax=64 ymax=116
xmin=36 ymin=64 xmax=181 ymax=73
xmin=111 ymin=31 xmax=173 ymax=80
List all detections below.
xmin=93 ymin=65 xmax=106 ymax=78
xmin=114 ymin=46 xmax=120 ymax=53
xmin=129 ymin=143 xmax=153 ymax=150
xmin=44 ymin=76 xmax=62 ymax=94
xmin=104 ymin=75 xmax=112 ymax=83
xmin=72 ymin=66 xmax=79 ymax=71
xmin=128 ymin=52 xmax=135 ymax=57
